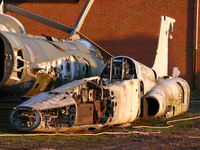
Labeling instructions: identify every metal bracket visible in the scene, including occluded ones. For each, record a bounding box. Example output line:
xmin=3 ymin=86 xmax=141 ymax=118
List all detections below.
xmin=69 ymin=0 xmax=95 ymax=39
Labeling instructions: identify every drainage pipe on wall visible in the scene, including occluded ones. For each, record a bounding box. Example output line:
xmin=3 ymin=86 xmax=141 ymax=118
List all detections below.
xmin=194 ymin=0 xmax=199 ymax=90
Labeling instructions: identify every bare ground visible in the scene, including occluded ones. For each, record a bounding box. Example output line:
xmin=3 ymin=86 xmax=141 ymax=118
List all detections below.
xmin=0 ymin=127 xmax=200 ymax=150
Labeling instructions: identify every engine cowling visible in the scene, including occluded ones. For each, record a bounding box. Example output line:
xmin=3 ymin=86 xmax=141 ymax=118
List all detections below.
xmin=142 ymin=77 xmax=190 ymax=119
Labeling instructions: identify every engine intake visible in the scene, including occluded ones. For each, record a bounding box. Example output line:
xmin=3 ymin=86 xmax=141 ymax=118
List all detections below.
xmin=142 ymin=78 xmax=190 ymax=119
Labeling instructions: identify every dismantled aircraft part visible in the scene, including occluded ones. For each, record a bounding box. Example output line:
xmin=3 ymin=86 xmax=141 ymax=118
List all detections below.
xmin=9 ymin=77 xmax=106 ymax=131
xmin=0 ymin=32 xmax=14 ymax=87
xmin=24 ymin=74 xmax=53 ymax=97
xmin=0 ymin=29 xmax=106 ymax=96
xmin=0 ymin=1 xmax=3 ymax=14
xmin=69 ymin=0 xmax=95 ymax=38
xmin=10 ymin=106 xmax=41 ymax=131
xmin=0 ymin=1 xmax=113 ymax=97
xmin=105 ymin=79 xmax=141 ymax=126
xmin=102 ymin=56 xmax=156 ymax=94
xmin=142 ymin=77 xmax=190 ymax=119
xmin=5 ymin=4 xmax=72 ymax=34
xmin=5 ymin=3 xmax=112 ymax=60
xmin=10 ymin=75 xmax=142 ymax=131
xmin=152 ymin=16 xmax=175 ymax=77
xmin=1 ymin=0 xmax=190 ymax=133
xmin=106 ymin=56 xmax=138 ymax=80
xmin=172 ymin=67 xmax=180 ymax=77
xmin=0 ymin=14 xmax=26 ymax=34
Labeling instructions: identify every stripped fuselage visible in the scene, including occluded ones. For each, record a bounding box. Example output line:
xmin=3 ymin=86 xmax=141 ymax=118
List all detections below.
xmin=10 ymin=56 xmax=190 ymax=132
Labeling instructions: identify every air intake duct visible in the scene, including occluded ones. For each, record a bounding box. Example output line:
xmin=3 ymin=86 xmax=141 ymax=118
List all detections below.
xmin=142 ymin=78 xmax=190 ymax=119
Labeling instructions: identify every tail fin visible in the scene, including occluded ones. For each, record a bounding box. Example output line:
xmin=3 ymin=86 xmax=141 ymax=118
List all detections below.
xmin=0 ymin=0 xmax=4 ymax=14
xmin=152 ymin=16 xmax=175 ymax=77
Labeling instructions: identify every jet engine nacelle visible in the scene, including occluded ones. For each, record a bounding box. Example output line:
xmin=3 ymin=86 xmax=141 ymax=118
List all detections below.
xmin=142 ymin=77 xmax=190 ymax=118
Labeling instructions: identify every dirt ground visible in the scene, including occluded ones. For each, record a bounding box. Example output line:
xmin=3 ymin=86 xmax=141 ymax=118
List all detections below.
xmin=0 ymin=126 xmax=199 ymax=150
xmin=0 ymin=94 xmax=199 ymax=150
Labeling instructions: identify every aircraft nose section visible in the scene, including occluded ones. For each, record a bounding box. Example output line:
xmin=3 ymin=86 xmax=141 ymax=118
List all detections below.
xmin=10 ymin=106 xmax=42 ymax=132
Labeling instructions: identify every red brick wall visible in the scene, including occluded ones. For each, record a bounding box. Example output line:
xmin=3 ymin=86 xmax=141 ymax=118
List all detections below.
xmin=6 ymin=0 xmax=195 ymax=89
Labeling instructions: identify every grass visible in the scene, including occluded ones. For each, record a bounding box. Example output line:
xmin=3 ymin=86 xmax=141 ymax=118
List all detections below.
xmin=191 ymin=90 xmax=200 ymax=96
xmin=0 ymin=133 xmax=122 ymax=150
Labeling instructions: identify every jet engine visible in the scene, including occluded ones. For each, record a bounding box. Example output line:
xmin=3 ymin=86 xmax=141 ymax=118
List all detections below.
xmin=142 ymin=77 xmax=190 ymax=119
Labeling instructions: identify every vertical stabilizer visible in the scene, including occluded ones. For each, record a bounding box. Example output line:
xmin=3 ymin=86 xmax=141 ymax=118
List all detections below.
xmin=152 ymin=16 xmax=175 ymax=77
xmin=0 ymin=0 xmax=4 ymax=14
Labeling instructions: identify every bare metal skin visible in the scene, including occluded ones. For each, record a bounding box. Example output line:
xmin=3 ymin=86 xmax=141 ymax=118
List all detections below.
xmin=0 ymin=1 xmax=111 ymax=96
xmin=0 ymin=1 xmax=189 ymax=132
xmin=10 ymin=56 xmax=190 ymax=132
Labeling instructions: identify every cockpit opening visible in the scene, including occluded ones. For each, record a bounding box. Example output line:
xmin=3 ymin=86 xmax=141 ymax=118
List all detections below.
xmin=101 ymin=57 xmax=137 ymax=83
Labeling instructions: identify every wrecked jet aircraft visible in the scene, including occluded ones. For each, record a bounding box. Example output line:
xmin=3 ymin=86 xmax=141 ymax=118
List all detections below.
xmin=0 ymin=0 xmax=111 ymax=97
xmin=10 ymin=13 xmax=190 ymax=132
